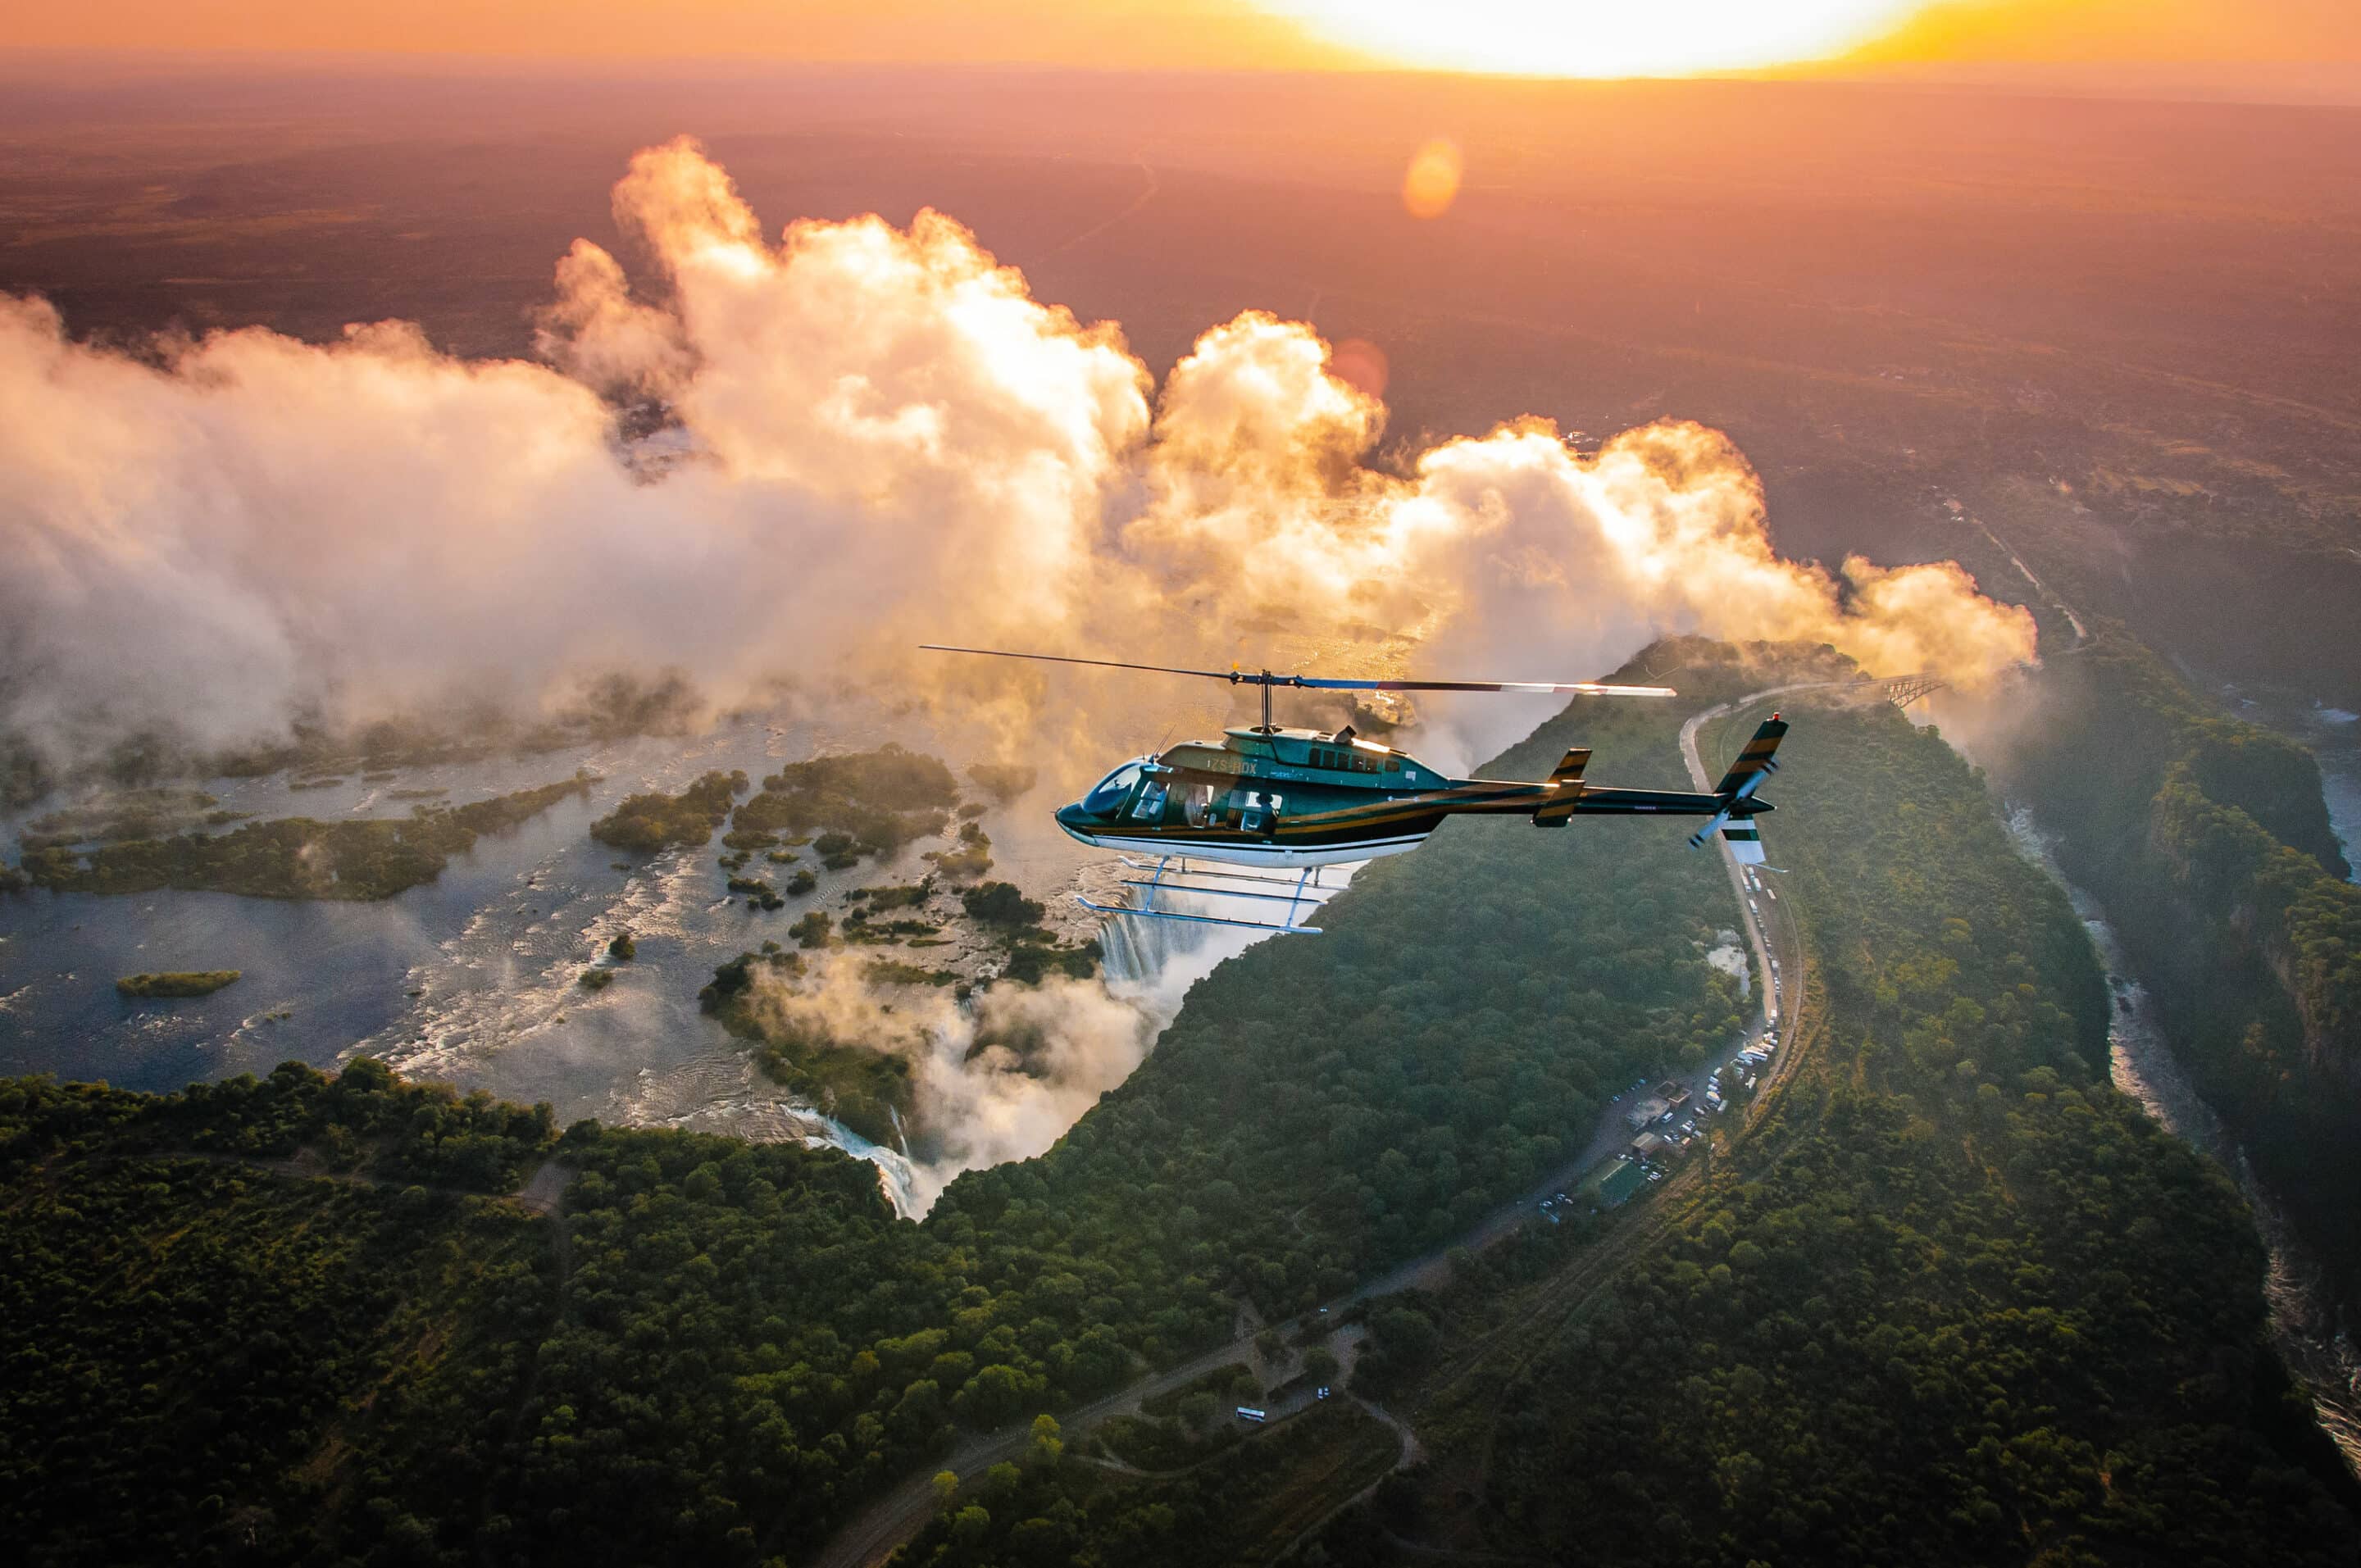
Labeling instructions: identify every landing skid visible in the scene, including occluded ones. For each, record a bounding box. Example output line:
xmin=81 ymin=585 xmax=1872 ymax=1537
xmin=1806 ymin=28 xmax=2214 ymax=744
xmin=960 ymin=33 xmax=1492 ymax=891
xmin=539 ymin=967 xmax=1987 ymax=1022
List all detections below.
xmin=1076 ymin=855 xmax=1337 ymax=935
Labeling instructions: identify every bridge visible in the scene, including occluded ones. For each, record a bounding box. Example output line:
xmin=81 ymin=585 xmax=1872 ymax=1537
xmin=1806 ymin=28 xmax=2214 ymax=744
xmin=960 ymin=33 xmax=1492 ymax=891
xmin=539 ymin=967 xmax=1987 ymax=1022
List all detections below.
xmin=1870 ymin=674 xmax=1948 ymax=709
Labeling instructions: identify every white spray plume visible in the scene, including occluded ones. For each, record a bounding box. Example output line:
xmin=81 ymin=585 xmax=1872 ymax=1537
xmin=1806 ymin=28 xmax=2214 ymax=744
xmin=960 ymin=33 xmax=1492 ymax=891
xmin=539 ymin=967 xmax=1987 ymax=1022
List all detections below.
xmin=0 ymin=134 xmax=2036 ymax=783
xmin=739 ymin=951 xmax=1166 ymax=1212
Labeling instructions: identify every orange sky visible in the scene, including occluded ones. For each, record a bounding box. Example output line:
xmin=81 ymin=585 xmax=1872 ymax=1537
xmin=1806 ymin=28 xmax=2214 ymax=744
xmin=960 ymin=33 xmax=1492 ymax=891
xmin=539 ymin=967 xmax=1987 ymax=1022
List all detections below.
xmin=11 ymin=2 xmax=1365 ymax=70
xmin=1845 ymin=0 xmax=2361 ymax=66
xmin=10 ymin=0 xmax=2359 ymax=75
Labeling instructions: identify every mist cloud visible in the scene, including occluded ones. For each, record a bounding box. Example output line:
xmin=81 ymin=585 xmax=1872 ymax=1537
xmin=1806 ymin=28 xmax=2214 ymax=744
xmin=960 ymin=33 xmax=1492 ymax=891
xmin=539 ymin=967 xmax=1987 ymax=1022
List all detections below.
xmin=0 ymin=135 xmax=2035 ymax=783
xmin=738 ymin=951 xmax=1158 ymax=1211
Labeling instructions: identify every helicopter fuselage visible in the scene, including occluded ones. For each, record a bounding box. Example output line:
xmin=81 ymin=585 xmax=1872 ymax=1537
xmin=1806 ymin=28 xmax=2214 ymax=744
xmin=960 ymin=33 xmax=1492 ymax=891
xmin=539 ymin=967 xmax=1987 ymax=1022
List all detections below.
xmin=1054 ymin=725 xmax=1756 ymax=868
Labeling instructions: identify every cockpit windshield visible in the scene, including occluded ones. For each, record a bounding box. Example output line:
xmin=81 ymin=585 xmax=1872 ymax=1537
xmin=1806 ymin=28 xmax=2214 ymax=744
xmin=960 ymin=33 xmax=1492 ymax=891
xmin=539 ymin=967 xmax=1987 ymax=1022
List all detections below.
xmin=1081 ymin=760 xmax=1149 ymax=816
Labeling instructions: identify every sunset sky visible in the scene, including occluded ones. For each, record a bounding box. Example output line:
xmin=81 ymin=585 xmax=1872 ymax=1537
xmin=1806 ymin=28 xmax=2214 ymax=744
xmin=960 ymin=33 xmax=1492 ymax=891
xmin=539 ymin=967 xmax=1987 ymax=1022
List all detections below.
xmin=12 ymin=0 xmax=2360 ymax=78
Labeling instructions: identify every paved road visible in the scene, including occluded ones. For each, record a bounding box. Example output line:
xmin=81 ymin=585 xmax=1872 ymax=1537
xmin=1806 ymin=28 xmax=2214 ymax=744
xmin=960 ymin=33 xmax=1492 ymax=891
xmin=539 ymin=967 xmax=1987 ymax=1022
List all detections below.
xmin=1682 ymin=687 xmax=1832 ymax=1116
xmin=810 ymin=1323 xmax=1276 ymax=1568
xmin=811 ymin=684 xmax=1828 ymax=1568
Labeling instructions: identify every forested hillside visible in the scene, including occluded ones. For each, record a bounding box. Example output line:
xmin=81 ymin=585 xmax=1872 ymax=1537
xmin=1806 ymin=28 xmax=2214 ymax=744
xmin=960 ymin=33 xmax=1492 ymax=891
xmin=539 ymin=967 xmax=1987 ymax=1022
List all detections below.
xmin=1994 ymin=629 xmax=2361 ymax=1297
xmin=0 ymin=1065 xmax=557 ymax=1563
xmin=855 ymin=674 xmax=2359 ymax=1568
xmin=1449 ymin=699 xmax=2356 ymax=1566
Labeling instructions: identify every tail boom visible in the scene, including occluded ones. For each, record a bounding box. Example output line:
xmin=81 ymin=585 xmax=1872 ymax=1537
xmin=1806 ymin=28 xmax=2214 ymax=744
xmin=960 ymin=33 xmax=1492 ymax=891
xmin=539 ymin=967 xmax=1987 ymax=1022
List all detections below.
xmin=1442 ymin=716 xmax=1789 ymax=849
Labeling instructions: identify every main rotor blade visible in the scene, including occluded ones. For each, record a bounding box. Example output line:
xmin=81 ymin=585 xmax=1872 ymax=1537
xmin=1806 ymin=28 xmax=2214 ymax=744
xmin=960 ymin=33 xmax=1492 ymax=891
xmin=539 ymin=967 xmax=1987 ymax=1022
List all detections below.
xmin=919 ymin=645 xmax=1676 ymax=698
xmin=1287 ymin=676 xmax=1678 ymax=698
xmin=920 ymin=646 xmax=1240 ymax=682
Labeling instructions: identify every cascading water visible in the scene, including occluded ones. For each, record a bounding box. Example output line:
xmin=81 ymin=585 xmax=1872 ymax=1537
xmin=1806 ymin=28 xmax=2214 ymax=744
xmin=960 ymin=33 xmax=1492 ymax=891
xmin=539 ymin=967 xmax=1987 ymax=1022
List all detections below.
xmin=1095 ymin=902 xmax=1209 ymax=987
xmin=826 ymin=873 xmax=1284 ymax=1220
xmin=823 ymin=1119 xmax=923 ymax=1218
xmin=1092 ymin=874 xmax=1297 ymax=1016
xmin=2007 ymin=806 xmax=2361 ymax=1473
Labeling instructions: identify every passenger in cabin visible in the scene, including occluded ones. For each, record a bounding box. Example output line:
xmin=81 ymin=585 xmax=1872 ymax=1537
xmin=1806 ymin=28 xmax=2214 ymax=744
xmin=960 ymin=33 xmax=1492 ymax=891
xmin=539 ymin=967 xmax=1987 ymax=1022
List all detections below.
xmin=1238 ymin=792 xmax=1281 ymax=834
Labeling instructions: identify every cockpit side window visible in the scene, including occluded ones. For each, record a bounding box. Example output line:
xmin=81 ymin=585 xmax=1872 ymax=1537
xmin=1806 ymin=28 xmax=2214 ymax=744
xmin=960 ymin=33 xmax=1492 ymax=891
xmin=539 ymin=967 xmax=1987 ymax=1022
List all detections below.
xmin=1082 ymin=761 xmax=1146 ymax=816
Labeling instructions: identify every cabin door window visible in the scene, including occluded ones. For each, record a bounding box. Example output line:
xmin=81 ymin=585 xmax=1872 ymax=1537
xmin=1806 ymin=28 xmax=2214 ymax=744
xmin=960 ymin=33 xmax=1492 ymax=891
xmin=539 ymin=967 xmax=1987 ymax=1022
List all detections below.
xmin=1240 ymin=792 xmax=1281 ymax=835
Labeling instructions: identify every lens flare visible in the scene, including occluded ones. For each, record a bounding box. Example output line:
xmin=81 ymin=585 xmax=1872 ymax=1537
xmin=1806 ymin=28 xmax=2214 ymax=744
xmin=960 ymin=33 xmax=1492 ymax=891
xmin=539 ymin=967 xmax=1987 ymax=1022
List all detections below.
xmin=1326 ymin=338 xmax=1390 ymax=400
xmin=1402 ymin=139 xmax=1464 ymax=219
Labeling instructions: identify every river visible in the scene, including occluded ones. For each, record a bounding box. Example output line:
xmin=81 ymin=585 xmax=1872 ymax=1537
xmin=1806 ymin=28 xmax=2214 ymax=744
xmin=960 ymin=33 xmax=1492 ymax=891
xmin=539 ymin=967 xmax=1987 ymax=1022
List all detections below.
xmin=2006 ymin=807 xmax=2361 ymax=1472
xmin=0 ymin=702 xmax=1252 ymax=1216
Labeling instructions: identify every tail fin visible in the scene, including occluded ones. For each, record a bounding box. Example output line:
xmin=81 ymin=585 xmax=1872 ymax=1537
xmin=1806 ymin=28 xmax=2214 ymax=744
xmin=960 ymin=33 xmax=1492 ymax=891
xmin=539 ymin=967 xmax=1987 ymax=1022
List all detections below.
xmin=1711 ymin=716 xmax=1788 ymax=801
xmin=1532 ymin=748 xmax=1591 ymax=827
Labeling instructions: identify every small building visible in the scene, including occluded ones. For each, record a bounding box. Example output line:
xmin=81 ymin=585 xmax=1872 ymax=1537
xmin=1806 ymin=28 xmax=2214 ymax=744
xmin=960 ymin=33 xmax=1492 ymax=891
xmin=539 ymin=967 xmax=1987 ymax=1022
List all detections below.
xmin=1655 ymin=1079 xmax=1692 ymax=1110
xmin=1597 ymin=1159 xmax=1648 ymax=1207
xmin=1630 ymin=1131 xmax=1667 ymax=1160
xmin=1623 ymin=1097 xmax=1671 ymax=1129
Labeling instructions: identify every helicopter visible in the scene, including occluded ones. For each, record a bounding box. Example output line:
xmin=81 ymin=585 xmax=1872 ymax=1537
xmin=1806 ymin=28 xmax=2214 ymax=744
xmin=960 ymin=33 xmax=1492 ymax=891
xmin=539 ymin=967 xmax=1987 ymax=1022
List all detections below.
xmin=923 ymin=645 xmax=1787 ymax=935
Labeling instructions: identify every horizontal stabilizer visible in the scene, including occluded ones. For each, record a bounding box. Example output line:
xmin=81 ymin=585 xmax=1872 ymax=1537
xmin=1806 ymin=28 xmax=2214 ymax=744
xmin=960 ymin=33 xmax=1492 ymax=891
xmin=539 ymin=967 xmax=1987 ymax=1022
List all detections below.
xmin=1549 ymin=748 xmax=1592 ymax=786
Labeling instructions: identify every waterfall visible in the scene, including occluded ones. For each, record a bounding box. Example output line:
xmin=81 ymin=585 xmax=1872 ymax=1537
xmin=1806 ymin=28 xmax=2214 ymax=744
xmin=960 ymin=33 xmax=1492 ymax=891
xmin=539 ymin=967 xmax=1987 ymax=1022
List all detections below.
xmin=1097 ymin=902 xmax=1213 ymax=986
xmin=813 ymin=1119 xmax=924 ymax=1220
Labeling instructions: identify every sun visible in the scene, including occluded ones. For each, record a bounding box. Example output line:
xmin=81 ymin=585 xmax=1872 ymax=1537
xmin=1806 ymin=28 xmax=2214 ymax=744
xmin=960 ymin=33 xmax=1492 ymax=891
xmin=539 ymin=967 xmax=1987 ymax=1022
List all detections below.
xmin=1251 ymin=0 xmax=1928 ymax=78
